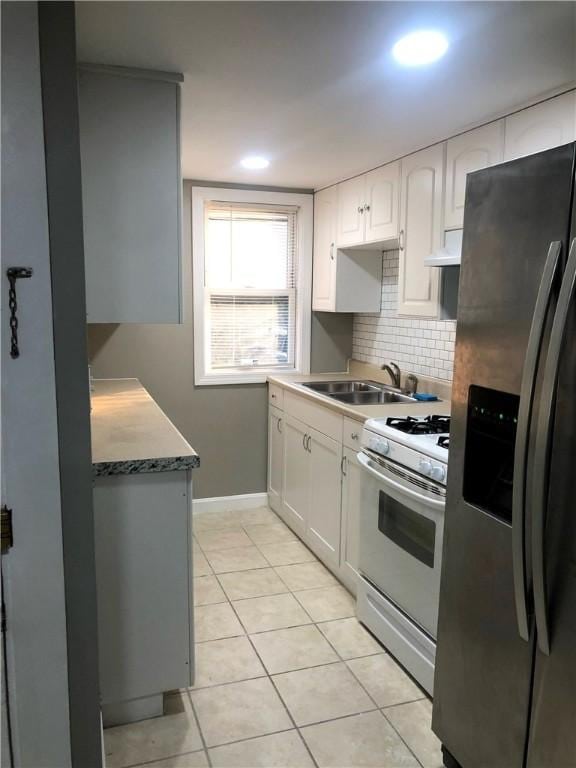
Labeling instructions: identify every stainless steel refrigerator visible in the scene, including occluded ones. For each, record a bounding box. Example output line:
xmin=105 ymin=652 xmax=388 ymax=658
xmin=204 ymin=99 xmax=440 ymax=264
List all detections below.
xmin=432 ymin=142 xmax=576 ymax=768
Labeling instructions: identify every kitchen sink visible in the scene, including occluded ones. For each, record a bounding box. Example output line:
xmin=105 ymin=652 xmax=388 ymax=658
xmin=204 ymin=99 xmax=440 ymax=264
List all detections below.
xmin=300 ymin=380 xmax=417 ymax=405
xmin=330 ymin=391 xmax=417 ymax=405
xmin=302 ymin=380 xmax=396 ymax=395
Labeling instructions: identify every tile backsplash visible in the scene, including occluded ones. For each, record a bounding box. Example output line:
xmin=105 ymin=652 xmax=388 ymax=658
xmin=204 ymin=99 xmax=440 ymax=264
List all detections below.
xmin=352 ymin=250 xmax=456 ymax=382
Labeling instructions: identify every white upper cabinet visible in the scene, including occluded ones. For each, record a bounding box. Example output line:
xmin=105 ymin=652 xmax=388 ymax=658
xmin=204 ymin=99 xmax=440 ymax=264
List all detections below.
xmin=313 ymin=186 xmax=382 ymax=313
xmin=312 ymin=186 xmax=338 ymax=311
xmin=444 ymin=121 xmax=504 ymax=230
xmin=398 ymin=144 xmax=444 ymax=317
xmin=337 ymin=176 xmax=365 ymax=247
xmin=79 ymin=66 xmax=182 ymax=324
xmin=364 ymin=162 xmax=401 ymax=244
xmin=336 ymin=162 xmax=400 ymax=248
xmin=504 ymin=92 xmax=576 ymax=162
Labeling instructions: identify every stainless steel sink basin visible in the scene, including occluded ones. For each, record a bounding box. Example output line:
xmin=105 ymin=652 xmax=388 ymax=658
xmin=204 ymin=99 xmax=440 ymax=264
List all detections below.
xmin=329 ymin=391 xmax=417 ymax=405
xmin=300 ymin=380 xmax=417 ymax=405
xmin=301 ymin=380 xmax=396 ymax=395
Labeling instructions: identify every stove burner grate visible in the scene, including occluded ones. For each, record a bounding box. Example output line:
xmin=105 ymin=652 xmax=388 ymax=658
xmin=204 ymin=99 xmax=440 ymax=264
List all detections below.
xmin=386 ymin=415 xmax=451 ymax=435
xmin=437 ymin=435 xmax=450 ymax=449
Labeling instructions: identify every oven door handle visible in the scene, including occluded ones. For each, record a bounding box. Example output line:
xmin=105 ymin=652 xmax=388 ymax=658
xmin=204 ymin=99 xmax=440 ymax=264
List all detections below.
xmin=357 ymin=452 xmax=445 ymax=511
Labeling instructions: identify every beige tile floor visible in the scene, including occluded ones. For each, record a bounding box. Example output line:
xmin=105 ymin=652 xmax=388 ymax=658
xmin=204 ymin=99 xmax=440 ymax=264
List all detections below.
xmin=103 ymin=506 xmax=443 ymax=768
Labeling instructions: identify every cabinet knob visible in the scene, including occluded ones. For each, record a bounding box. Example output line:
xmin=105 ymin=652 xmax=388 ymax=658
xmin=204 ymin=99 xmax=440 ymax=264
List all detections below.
xmin=399 ymin=229 xmax=405 ymax=251
xmin=364 ymin=204 xmax=370 ymax=212
xmin=358 ymin=206 xmax=363 ymax=214
xmin=271 ymin=393 xmax=276 ymax=398
xmin=330 ymin=243 xmax=335 ymax=260
xmin=351 ymin=432 xmax=359 ymax=440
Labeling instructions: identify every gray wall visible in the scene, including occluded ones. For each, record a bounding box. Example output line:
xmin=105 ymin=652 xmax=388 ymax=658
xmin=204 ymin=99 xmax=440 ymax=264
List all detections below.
xmin=87 ymin=182 xmax=352 ymax=499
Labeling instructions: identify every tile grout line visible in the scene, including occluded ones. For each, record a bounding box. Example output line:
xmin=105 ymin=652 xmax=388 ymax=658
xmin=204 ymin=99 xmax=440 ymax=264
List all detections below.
xmin=183 ymin=688 xmax=214 ymax=768
xmin=128 ymin=748 xmax=208 ymax=768
xmin=312 ymin=631 xmax=427 ymax=768
xmin=380 ymin=707 xmax=427 ymax=768
xmin=192 ymin=506 xmax=430 ymax=766
xmin=244 ymin=631 xmax=321 ymax=768
xmin=269 ymin=505 xmax=428 ymax=767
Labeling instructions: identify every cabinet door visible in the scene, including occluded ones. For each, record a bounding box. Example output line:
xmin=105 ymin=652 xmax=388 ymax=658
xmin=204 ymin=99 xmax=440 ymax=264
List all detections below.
xmin=364 ymin=161 xmax=400 ymax=243
xmin=79 ymin=69 xmax=181 ymax=323
xmin=267 ymin=406 xmax=284 ymax=514
xmin=307 ymin=427 xmax=342 ymax=570
xmin=445 ymin=121 xmax=503 ymax=229
xmin=337 ymin=175 xmax=366 ymax=247
xmin=312 ymin=186 xmax=338 ymax=311
xmin=398 ymin=144 xmax=443 ymax=317
xmin=282 ymin=415 xmax=309 ymax=536
xmin=504 ymin=92 xmax=576 ymax=161
xmin=339 ymin=448 xmax=362 ymax=595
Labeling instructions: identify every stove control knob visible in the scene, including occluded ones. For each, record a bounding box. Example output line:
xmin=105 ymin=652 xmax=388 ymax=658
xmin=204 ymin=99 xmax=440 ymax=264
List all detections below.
xmin=368 ymin=437 xmax=380 ymax=451
xmin=376 ymin=439 xmax=390 ymax=455
xmin=419 ymin=459 xmax=433 ymax=476
xmin=430 ymin=465 xmax=446 ymax=482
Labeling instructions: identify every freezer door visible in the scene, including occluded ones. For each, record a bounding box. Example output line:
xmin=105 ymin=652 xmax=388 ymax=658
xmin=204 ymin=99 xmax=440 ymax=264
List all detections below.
xmin=432 ymin=144 xmax=576 ymax=768
xmin=527 ymin=237 xmax=576 ymax=767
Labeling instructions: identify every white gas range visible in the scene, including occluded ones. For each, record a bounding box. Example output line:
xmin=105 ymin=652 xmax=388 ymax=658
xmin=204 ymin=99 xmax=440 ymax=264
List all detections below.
xmin=356 ymin=413 xmax=450 ymax=695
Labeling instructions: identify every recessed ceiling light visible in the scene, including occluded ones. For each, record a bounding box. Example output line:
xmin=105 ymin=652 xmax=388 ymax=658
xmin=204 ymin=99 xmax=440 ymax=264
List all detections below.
xmin=240 ymin=155 xmax=270 ymax=170
xmin=392 ymin=30 xmax=449 ymax=67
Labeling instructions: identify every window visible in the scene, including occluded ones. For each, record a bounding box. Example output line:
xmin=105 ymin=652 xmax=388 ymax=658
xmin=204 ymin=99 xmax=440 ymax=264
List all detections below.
xmin=192 ymin=187 xmax=312 ymax=384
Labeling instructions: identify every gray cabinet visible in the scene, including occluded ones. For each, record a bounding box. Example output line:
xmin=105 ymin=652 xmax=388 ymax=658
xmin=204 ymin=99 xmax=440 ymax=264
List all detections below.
xmin=78 ymin=66 xmax=183 ymax=323
xmin=93 ymin=470 xmax=194 ymax=725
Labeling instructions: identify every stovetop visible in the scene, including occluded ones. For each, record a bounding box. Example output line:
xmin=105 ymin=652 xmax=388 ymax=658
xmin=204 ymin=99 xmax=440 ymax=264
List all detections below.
xmin=385 ymin=415 xmax=450 ymax=436
xmin=362 ymin=413 xmax=451 ymax=472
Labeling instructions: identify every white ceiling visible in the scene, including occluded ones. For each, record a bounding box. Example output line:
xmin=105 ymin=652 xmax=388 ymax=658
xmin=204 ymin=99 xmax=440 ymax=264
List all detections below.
xmin=76 ymin=2 xmax=576 ymax=190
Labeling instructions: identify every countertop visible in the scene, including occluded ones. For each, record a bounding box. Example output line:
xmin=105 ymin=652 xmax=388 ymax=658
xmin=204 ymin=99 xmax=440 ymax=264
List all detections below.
xmin=91 ymin=379 xmax=200 ymax=477
xmin=267 ymin=372 xmax=451 ymax=423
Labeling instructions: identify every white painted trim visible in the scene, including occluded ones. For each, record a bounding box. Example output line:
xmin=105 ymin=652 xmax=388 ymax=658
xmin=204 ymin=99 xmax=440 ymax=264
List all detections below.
xmin=191 ymin=186 xmax=312 ymax=386
xmin=192 ymin=492 xmax=268 ymax=516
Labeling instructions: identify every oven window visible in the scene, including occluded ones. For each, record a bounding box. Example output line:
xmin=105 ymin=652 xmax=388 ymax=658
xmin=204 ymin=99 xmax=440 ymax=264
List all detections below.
xmin=378 ymin=492 xmax=436 ymax=568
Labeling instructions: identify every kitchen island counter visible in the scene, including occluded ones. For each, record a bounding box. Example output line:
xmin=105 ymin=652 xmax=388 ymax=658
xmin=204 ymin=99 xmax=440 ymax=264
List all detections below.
xmin=90 ymin=378 xmax=196 ymax=727
xmin=91 ymin=378 xmax=200 ymax=477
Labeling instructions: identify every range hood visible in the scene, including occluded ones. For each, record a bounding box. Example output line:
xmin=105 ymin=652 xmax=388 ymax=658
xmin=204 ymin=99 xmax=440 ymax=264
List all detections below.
xmin=424 ymin=228 xmax=462 ymax=267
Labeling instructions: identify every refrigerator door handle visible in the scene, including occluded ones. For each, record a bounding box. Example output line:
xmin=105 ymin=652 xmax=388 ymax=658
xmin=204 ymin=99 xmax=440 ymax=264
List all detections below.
xmin=532 ymin=237 xmax=576 ymax=656
xmin=512 ymin=241 xmax=562 ymax=642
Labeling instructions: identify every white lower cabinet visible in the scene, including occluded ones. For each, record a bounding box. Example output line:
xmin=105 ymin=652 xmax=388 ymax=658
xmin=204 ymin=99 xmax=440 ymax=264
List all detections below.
xmin=307 ymin=428 xmax=342 ymax=570
xmin=340 ymin=448 xmax=362 ymax=595
xmin=267 ymin=406 xmax=284 ymax=514
xmin=270 ymin=388 xmax=362 ymax=588
xmin=281 ymin=414 xmax=310 ymax=536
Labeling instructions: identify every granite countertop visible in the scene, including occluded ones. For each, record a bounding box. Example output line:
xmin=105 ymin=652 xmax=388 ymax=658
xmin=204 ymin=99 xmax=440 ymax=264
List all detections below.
xmin=268 ymin=368 xmax=451 ymax=423
xmin=91 ymin=379 xmax=200 ymax=478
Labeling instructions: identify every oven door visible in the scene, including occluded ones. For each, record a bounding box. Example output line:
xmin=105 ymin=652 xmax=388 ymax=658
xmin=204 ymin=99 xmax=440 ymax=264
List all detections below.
xmin=357 ymin=450 xmax=445 ymax=637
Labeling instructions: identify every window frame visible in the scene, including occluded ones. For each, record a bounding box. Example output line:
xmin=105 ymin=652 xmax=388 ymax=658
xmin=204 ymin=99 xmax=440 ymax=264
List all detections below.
xmin=192 ymin=186 xmax=313 ymax=385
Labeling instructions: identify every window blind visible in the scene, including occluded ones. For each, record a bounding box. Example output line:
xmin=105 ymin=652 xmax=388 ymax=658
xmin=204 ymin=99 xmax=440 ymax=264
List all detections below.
xmin=204 ymin=201 xmax=298 ymax=373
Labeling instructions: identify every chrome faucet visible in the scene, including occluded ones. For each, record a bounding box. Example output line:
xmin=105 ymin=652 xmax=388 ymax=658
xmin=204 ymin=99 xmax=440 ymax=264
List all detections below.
xmin=405 ymin=373 xmax=419 ymax=396
xmin=381 ymin=361 xmax=401 ymax=389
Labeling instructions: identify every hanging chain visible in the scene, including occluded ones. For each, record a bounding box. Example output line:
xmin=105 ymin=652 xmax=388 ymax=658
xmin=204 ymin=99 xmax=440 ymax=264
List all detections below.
xmin=6 ymin=267 xmax=33 ymax=359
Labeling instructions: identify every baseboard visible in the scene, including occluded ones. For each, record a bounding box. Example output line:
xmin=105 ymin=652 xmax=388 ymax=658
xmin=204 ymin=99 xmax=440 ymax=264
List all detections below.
xmin=193 ymin=492 xmax=268 ymax=516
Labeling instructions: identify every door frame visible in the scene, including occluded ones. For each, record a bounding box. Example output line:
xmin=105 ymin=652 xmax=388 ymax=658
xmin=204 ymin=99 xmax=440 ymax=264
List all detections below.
xmin=1 ymin=2 xmax=101 ymax=765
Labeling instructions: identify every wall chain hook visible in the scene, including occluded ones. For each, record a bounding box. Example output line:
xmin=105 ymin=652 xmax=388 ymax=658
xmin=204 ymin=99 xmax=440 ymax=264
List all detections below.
xmin=7 ymin=267 xmax=33 ymax=359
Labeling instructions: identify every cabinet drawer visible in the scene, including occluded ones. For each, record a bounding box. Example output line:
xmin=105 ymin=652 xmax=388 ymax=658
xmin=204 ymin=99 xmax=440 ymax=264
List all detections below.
xmin=284 ymin=392 xmax=343 ymax=441
xmin=268 ymin=384 xmax=284 ymax=409
xmin=343 ymin=417 xmax=363 ymax=451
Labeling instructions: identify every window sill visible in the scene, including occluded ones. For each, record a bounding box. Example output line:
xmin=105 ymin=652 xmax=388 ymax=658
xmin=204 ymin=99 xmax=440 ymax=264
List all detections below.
xmin=195 ymin=369 xmax=301 ymax=386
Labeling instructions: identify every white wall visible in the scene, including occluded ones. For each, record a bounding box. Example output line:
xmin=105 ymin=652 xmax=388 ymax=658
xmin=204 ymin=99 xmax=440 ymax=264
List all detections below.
xmin=352 ymin=251 xmax=456 ymax=382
